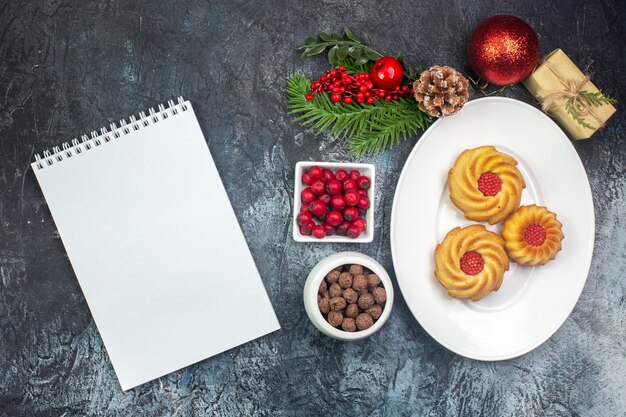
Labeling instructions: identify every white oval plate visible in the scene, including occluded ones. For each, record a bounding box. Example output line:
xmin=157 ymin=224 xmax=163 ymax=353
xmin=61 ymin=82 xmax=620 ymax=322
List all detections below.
xmin=391 ymin=97 xmax=594 ymax=360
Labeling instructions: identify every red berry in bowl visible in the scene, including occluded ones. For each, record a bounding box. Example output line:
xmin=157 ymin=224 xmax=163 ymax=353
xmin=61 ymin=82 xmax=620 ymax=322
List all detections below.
xmin=325 ymin=211 xmax=343 ymax=227
xmin=347 ymin=224 xmax=362 ymax=239
xmin=300 ymin=204 xmax=310 ymax=213
xmin=302 ymin=172 xmax=313 ymax=185
xmin=297 ymin=211 xmax=313 ymax=226
xmin=357 ymin=189 xmax=367 ymax=197
xmin=326 ymin=179 xmax=342 ymax=195
xmin=352 ymin=218 xmax=367 ymax=231
xmin=343 ymin=179 xmax=357 ymax=193
xmin=356 ymin=176 xmax=371 ymax=189
xmin=343 ymin=206 xmax=360 ymax=222
xmin=310 ymin=179 xmax=326 ymax=195
xmin=309 ymin=166 xmax=323 ymax=180
xmin=309 ymin=199 xmax=327 ymax=217
xmin=337 ymin=221 xmax=351 ymax=235
xmin=319 ymin=193 xmax=331 ymax=203
xmin=330 ymin=194 xmax=346 ymax=211
xmin=322 ymin=169 xmax=335 ymax=182
xmin=350 ymin=170 xmax=361 ymax=181
xmin=357 ymin=196 xmax=370 ymax=210
xmin=335 ymin=169 xmax=349 ymax=182
xmin=323 ymin=223 xmax=336 ymax=236
xmin=344 ymin=191 xmax=359 ymax=206
xmin=300 ymin=222 xmax=314 ymax=236
xmin=301 ymin=187 xmax=316 ymax=203
xmin=312 ymin=225 xmax=326 ymax=239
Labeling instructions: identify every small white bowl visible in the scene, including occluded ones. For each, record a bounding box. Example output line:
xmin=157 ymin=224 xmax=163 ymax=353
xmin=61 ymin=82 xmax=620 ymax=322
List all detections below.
xmin=293 ymin=161 xmax=375 ymax=243
xmin=303 ymin=252 xmax=394 ymax=341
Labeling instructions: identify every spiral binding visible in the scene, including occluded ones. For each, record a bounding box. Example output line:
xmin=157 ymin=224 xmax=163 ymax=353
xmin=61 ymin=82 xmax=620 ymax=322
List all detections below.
xmin=34 ymin=96 xmax=189 ymax=170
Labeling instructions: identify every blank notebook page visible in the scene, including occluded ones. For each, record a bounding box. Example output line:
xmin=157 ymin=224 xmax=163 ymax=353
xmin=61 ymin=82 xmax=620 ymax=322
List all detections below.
xmin=32 ymin=98 xmax=280 ymax=390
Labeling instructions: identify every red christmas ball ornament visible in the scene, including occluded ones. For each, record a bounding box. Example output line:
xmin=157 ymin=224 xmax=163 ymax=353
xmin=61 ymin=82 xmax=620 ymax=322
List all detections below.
xmin=467 ymin=15 xmax=539 ymax=86
xmin=369 ymin=56 xmax=404 ymax=90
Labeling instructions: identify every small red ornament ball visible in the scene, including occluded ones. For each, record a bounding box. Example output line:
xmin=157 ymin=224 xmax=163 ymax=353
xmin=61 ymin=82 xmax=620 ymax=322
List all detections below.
xmin=369 ymin=56 xmax=404 ymax=90
xmin=467 ymin=15 xmax=539 ymax=86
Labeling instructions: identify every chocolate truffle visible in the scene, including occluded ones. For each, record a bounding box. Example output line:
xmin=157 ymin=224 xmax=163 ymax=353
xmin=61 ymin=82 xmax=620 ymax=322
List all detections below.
xmin=329 ymin=296 xmax=347 ymax=311
xmin=352 ymin=274 xmax=368 ymax=293
xmin=338 ymin=272 xmax=353 ymax=289
xmin=345 ymin=303 xmax=359 ymax=318
xmin=329 ymin=283 xmax=343 ymax=298
xmin=367 ymin=273 xmax=381 ymax=289
xmin=341 ymin=318 xmax=357 ymax=332
xmin=342 ymin=288 xmax=358 ymax=304
xmin=356 ymin=313 xmax=374 ymax=330
xmin=318 ymin=298 xmax=331 ymax=314
xmin=349 ymin=264 xmax=364 ymax=275
xmin=366 ymin=304 xmax=383 ymax=320
xmin=372 ymin=287 xmax=387 ymax=304
xmin=326 ymin=269 xmax=341 ymax=284
xmin=328 ymin=310 xmax=343 ymax=327
xmin=318 ymin=279 xmax=327 ymax=294
xmin=357 ymin=293 xmax=375 ymax=310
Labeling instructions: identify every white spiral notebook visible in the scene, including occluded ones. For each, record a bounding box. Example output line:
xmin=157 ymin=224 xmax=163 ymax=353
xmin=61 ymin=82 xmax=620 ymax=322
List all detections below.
xmin=32 ymin=97 xmax=280 ymax=390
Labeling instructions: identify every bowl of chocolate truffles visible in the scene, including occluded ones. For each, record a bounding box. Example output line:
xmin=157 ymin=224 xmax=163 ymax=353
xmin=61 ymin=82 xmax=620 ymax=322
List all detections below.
xmin=303 ymin=252 xmax=394 ymax=341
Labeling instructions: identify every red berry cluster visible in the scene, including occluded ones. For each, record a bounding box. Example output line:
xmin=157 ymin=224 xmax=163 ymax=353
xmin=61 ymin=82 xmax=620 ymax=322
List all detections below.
xmin=459 ymin=251 xmax=484 ymax=275
xmin=523 ymin=224 xmax=546 ymax=246
xmin=477 ymin=172 xmax=502 ymax=196
xmin=297 ymin=165 xmax=372 ymax=239
xmin=305 ymin=66 xmax=413 ymax=105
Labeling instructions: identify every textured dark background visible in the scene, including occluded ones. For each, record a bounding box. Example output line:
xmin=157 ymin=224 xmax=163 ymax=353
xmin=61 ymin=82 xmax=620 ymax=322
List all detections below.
xmin=0 ymin=0 xmax=625 ymax=416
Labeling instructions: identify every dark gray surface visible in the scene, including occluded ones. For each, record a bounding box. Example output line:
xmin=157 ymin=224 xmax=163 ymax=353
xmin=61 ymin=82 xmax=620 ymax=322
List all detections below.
xmin=1 ymin=1 xmax=625 ymax=416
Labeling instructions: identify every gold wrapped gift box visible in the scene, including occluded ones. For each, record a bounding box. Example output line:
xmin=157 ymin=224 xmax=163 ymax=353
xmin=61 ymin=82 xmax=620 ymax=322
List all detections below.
xmin=523 ymin=49 xmax=616 ymax=140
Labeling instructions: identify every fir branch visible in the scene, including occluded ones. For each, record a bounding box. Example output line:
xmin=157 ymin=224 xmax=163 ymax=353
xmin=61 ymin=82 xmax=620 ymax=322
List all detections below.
xmin=562 ymin=90 xmax=617 ymax=130
xmin=580 ymin=90 xmax=617 ymax=107
xmin=404 ymin=67 xmax=423 ymax=83
xmin=349 ymin=100 xmax=428 ymax=156
xmin=565 ymin=99 xmax=595 ymax=130
xmin=287 ymin=74 xmax=431 ymax=156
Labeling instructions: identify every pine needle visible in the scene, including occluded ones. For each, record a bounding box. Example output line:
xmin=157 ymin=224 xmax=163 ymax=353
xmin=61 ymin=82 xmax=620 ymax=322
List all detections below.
xmin=287 ymin=74 xmax=431 ymax=156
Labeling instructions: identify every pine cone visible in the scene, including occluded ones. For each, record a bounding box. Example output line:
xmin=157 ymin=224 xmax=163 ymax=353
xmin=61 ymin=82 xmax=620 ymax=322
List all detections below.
xmin=413 ymin=66 xmax=469 ymax=117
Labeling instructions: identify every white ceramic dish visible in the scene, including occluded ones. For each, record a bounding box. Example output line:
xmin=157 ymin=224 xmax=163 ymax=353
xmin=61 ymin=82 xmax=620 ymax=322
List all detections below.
xmin=303 ymin=252 xmax=394 ymax=341
xmin=293 ymin=161 xmax=375 ymax=243
xmin=391 ymin=97 xmax=594 ymax=360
